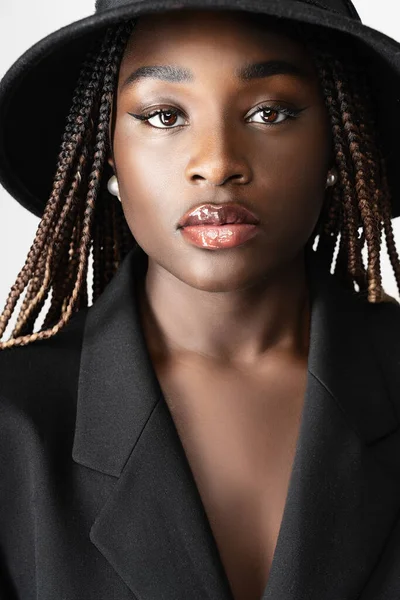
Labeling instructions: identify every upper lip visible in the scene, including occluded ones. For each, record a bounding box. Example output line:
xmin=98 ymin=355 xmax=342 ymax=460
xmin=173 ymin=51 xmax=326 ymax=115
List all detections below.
xmin=177 ymin=203 xmax=260 ymax=228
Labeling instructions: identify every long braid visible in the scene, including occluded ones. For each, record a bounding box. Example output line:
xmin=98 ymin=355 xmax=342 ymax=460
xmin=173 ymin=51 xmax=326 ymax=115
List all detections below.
xmin=336 ymin=62 xmax=383 ymax=301
xmin=380 ymin=157 xmax=400 ymax=295
xmin=12 ymin=26 xmax=129 ymax=335
xmin=0 ymin=35 xmax=111 ymax=338
xmin=309 ymin=42 xmax=363 ymax=287
xmin=12 ymin=150 xmax=89 ymax=337
xmin=92 ymin=192 xmax=106 ymax=304
xmin=42 ymin=20 xmax=135 ymax=333
xmin=351 ymin=62 xmax=400 ymax=297
xmin=0 ymin=20 xmax=135 ymax=348
xmin=302 ymin=28 xmax=399 ymax=301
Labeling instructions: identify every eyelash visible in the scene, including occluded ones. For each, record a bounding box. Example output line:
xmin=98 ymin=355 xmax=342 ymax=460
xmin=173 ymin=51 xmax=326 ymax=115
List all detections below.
xmin=128 ymin=103 xmax=303 ymax=130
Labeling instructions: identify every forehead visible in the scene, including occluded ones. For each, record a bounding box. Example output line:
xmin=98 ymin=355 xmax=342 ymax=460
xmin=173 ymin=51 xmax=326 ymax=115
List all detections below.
xmin=122 ymin=9 xmax=309 ymax=60
xmin=118 ymin=9 xmax=317 ymax=93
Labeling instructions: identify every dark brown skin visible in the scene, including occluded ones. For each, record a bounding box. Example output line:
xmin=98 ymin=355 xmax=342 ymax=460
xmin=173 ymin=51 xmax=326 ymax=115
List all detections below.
xmin=108 ymin=9 xmax=334 ymax=369
xmin=108 ymin=11 xmax=333 ymax=599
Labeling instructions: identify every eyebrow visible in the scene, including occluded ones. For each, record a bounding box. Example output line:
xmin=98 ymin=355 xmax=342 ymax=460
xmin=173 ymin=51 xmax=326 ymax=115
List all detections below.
xmin=121 ymin=59 xmax=311 ymax=90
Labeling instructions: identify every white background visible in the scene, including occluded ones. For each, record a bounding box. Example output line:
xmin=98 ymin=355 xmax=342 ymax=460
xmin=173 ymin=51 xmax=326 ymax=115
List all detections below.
xmin=0 ymin=0 xmax=399 ymax=335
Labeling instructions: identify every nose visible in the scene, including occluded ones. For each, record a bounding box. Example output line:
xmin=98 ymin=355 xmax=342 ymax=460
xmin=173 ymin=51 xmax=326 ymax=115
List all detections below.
xmin=184 ymin=123 xmax=253 ymax=186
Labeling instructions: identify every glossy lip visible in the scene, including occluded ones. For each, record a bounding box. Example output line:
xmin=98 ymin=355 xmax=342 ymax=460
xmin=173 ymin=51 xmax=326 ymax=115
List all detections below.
xmin=180 ymin=223 xmax=260 ymax=249
xmin=177 ymin=203 xmax=260 ymax=229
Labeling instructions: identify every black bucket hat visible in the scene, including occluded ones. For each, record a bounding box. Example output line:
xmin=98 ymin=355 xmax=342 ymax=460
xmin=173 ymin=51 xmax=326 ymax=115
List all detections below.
xmin=1 ymin=0 xmax=400 ymax=219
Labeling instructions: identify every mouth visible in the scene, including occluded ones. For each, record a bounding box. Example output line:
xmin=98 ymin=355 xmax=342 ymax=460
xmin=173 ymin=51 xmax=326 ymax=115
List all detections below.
xmin=179 ymin=223 xmax=261 ymax=249
xmin=177 ymin=203 xmax=260 ymax=229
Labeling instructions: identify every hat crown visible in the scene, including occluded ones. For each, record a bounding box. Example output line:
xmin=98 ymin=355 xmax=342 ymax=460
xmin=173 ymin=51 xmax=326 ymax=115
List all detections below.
xmin=95 ymin=0 xmax=361 ymax=21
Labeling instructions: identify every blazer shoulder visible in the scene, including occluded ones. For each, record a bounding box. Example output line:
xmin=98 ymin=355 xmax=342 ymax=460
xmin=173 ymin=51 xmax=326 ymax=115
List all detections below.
xmin=364 ymin=291 xmax=400 ymax=334
xmin=0 ymin=307 xmax=89 ymax=423
xmin=359 ymin=292 xmax=400 ymax=418
xmin=0 ymin=309 xmax=90 ymax=521
xmin=350 ymin=286 xmax=400 ymax=351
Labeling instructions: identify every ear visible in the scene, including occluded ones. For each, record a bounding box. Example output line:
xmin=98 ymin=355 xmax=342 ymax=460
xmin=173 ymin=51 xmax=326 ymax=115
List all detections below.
xmin=108 ymin=156 xmax=115 ymax=169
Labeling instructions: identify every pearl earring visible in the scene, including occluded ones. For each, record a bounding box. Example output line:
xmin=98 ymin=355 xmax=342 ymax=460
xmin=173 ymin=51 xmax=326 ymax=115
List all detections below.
xmin=107 ymin=175 xmax=121 ymax=201
xmin=326 ymin=170 xmax=338 ymax=188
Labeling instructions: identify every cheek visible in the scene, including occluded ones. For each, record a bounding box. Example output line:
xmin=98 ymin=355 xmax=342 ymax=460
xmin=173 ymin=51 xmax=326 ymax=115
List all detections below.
xmin=112 ymin=127 xmax=178 ymax=238
xmin=256 ymin=123 xmax=330 ymax=242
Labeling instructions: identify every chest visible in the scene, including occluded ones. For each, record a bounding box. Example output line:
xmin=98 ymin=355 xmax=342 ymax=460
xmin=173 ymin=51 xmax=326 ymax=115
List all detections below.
xmin=152 ymin=355 xmax=307 ymax=600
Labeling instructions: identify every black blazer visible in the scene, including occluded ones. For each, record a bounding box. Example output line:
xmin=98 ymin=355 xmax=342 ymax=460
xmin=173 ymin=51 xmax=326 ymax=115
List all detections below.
xmin=1 ymin=243 xmax=400 ymax=600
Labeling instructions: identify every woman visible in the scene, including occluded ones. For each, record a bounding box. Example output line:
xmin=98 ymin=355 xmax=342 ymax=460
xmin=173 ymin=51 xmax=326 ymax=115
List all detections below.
xmin=1 ymin=0 xmax=400 ymax=598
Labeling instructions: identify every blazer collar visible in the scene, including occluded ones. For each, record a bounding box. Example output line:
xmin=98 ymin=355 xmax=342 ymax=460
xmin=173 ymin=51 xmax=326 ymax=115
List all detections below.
xmin=73 ymin=244 xmax=400 ymax=600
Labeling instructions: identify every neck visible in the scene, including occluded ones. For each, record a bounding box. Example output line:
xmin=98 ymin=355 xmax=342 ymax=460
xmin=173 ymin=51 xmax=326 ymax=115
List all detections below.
xmin=136 ymin=252 xmax=311 ymax=370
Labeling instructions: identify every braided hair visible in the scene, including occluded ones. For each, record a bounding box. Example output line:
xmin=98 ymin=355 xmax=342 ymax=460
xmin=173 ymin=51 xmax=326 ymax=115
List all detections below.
xmin=0 ymin=17 xmax=399 ymax=350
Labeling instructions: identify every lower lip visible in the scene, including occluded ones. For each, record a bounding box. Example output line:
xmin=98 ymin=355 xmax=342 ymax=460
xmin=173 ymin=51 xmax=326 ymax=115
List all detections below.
xmin=179 ymin=224 xmax=260 ymax=249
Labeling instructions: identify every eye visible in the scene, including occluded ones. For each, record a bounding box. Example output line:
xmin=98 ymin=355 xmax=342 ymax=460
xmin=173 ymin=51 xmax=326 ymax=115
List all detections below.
xmin=128 ymin=103 xmax=303 ymax=130
xmin=246 ymin=103 xmax=302 ymax=126
xmin=129 ymin=107 xmax=185 ymax=129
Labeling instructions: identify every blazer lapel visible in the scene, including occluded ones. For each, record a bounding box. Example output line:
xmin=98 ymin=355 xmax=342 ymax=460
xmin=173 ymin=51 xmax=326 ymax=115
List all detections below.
xmin=72 ymin=244 xmax=400 ymax=600
xmin=262 ymin=258 xmax=400 ymax=600
xmin=72 ymin=243 xmax=234 ymax=600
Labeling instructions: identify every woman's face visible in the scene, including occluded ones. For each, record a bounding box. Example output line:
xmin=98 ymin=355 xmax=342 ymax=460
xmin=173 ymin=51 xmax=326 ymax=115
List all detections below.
xmin=109 ymin=9 xmax=333 ymax=291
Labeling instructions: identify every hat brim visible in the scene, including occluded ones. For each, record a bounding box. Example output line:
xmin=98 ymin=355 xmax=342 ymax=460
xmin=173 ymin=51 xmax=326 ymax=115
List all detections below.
xmin=1 ymin=0 xmax=400 ymax=218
